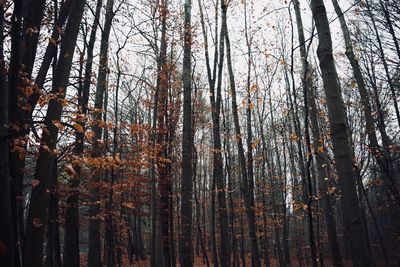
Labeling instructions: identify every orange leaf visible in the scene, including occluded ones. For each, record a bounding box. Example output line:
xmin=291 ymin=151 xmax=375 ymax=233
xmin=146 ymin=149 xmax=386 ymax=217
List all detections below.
xmin=73 ymin=124 xmax=84 ymax=133
xmin=53 ymin=120 xmax=64 ymax=130
xmin=65 ymin=164 xmax=78 ymax=179
xmin=31 ymin=179 xmax=40 ymax=188
xmin=32 ymin=218 xmax=42 ymax=228
xmin=85 ymin=130 xmax=95 ymax=141
xmin=289 ymin=133 xmax=300 ymax=142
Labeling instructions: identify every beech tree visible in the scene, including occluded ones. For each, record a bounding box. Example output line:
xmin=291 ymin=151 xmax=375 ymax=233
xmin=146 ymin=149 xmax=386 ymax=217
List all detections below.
xmin=311 ymin=0 xmax=370 ymax=266
xmin=0 ymin=0 xmax=398 ymax=266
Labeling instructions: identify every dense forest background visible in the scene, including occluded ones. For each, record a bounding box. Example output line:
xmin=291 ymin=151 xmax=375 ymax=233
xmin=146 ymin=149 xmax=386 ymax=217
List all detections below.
xmin=0 ymin=0 xmax=400 ymax=266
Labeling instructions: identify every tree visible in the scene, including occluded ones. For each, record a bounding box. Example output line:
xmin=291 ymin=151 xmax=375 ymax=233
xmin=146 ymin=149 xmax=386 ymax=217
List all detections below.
xmin=293 ymin=0 xmax=342 ymax=265
xmin=198 ymin=0 xmax=230 ymax=265
xmin=22 ymin=1 xmax=86 ymax=266
xmin=0 ymin=3 xmax=14 ymax=266
xmin=180 ymin=0 xmax=193 ymax=266
xmin=63 ymin=0 xmax=103 ymax=266
xmin=0 ymin=0 xmax=399 ymax=266
xmin=310 ymin=0 xmax=370 ymax=266
xmin=224 ymin=2 xmax=261 ymax=266
xmin=88 ymin=0 xmax=115 ymax=265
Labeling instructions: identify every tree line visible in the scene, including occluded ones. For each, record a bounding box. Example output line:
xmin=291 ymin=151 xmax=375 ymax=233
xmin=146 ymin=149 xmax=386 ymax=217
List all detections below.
xmin=0 ymin=0 xmax=399 ymax=266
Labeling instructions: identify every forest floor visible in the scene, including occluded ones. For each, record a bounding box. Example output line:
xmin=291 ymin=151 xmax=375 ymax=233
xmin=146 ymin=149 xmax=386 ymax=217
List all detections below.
xmin=119 ymin=257 xmax=356 ymax=267
xmin=80 ymin=253 xmax=362 ymax=266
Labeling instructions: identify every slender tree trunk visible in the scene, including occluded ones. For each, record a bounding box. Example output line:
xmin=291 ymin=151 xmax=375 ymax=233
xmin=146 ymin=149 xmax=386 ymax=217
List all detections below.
xmin=33 ymin=0 xmax=73 ymax=97
xmin=379 ymin=0 xmax=400 ymax=72
xmin=210 ymin=174 xmax=218 ymax=267
xmin=293 ymin=1 xmax=343 ymax=265
xmin=88 ymin=0 xmax=114 ymax=265
xmin=363 ymin=56 xmax=390 ymax=147
xmin=224 ymin=5 xmax=261 ymax=266
xmin=365 ymin=0 xmax=400 ymax=128
xmin=22 ymin=1 xmax=85 ymax=266
xmin=198 ymin=0 xmax=230 ymax=265
xmin=21 ymin=0 xmax=46 ymax=77
xmin=47 ymin=159 xmax=61 ymax=267
xmin=0 ymin=4 xmax=14 ymax=266
xmin=333 ymin=0 xmax=400 ymax=206
xmin=158 ymin=50 xmax=172 ymax=267
xmin=239 ymin=215 xmax=246 ymax=267
xmin=180 ymin=0 xmax=193 ymax=265
xmin=308 ymin=83 xmax=344 ymax=267
xmin=310 ymin=1 xmax=370 ymax=266
xmin=63 ymin=0 xmax=102 ymax=266
xmin=8 ymin=1 xmax=24 ymax=265
xmin=243 ymin=3 xmax=260 ymax=266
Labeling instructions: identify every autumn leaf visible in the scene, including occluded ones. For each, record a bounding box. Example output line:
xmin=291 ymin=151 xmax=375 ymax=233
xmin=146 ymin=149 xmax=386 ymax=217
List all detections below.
xmin=25 ymin=27 xmax=39 ymax=36
xmin=85 ymin=130 xmax=95 ymax=141
xmin=73 ymin=123 xmax=84 ymax=133
xmin=53 ymin=120 xmax=65 ymax=130
xmin=49 ymin=37 xmax=57 ymax=45
xmin=31 ymin=179 xmax=40 ymax=188
xmin=65 ymin=164 xmax=78 ymax=179
xmin=32 ymin=218 xmax=42 ymax=228
xmin=289 ymin=133 xmax=300 ymax=142
xmin=252 ymin=138 xmax=260 ymax=149
xmin=327 ymin=187 xmax=336 ymax=195
xmin=38 ymin=96 xmax=48 ymax=107
xmin=25 ymin=87 xmax=33 ymax=97
xmin=123 ymin=202 xmax=135 ymax=209
xmin=250 ymin=83 xmax=257 ymax=94
xmin=62 ymin=99 xmax=69 ymax=107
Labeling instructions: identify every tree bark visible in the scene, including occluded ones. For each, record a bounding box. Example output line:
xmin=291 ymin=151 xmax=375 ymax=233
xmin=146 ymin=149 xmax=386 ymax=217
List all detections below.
xmin=88 ymin=0 xmax=115 ymax=265
xmin=310 ymin=1 xmax=370 ymax=266
xmin=8 ymin=1 xmax=24 ymax=265
xmin=22 ymin=1 xmax=85 ymax=266
xmin=293 ymin=1 xmax=343 ymax=265
xmin=63 ymin=0 xmax=102 ymax=266
xmin=198 ymin=0 xmax=230 ymax=265
xmin=224 ymin=4 xmax=261 ymax=266
xmin=0 ymin=4 xmax=14 ymax=266
xmin=180 ymin=0 xmax=193 ymax=266
xmin=365 ymin=0 xmax=400 ymax=128
xmin=333 ymin=0 xmax=400 ymax=207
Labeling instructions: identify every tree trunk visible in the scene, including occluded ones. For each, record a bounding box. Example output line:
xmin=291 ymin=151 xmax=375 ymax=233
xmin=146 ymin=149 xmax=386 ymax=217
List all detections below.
xmin=47 ymin=159 xmax=61 ymax=267
xmin=34 ymin=0 xmax=73 ymax=97
xmin=224 ymin=4 xmax=261 ymax=266
xmin=180 ymin=1 xmax=193 ymax=266
xmin=365 ymin=0 xmax=400 ymax=128
xmin=22 ymin=1 xmax=85 ymax=266
xmin=333 ymin=0 xmax=400 ymax=207
xmin=63 ymin=0 xmax=102 ymax=266
xmin=310 ymin=1 xmax=370 ymax=266
xmin=379 ymin=0 xmax=400 ymax=61
xmin=0 ymin=4 xmax=14 ymax=266
xmin=198 ymin=0 xmax=230 ymax=265
xmin=8 ymin=1 xmax=24 ymax=265
xmin=293 ymin=1 xmax=343 ymax=265
xmin=308 ymin=83 xmax=344 ymax=267
xmin=87 ymin=0 xmax=114 ymax=265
